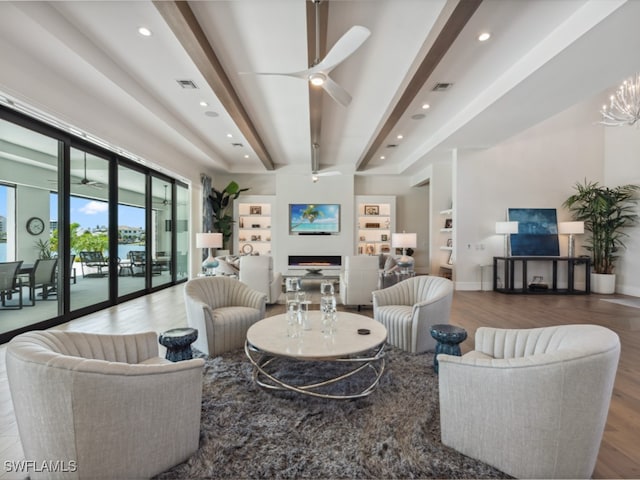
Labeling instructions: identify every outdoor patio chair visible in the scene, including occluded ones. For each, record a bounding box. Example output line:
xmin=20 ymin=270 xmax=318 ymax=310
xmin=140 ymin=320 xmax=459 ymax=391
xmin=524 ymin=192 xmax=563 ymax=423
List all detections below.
xmin=22 ymin=258 xmax=58 ymax=305
xmin=0 ymin=261 xmax=24 ymax=309
xmin=79 ymin=251 xmax=108 ymax=278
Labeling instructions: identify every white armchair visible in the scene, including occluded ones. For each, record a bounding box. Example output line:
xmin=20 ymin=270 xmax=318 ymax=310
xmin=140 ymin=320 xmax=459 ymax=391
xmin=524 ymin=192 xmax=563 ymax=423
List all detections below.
xmin=184 ymin=276 xmax=266 ymax=356
xmin=372 ymin=275 xmax=453 ymax=353
xmin=239 ymin=255 xmax=283 ymax=304
xmin=438 ymin=324 xmax=620 ymax=479
xmin=339 ymin=255 xmax=380 ymax=309
xmin=6 ymin=330 xmax=204 ymax=480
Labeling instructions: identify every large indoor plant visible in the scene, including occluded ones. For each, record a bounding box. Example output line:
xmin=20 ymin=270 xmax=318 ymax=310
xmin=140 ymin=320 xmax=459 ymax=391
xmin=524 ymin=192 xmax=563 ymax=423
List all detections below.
xmin=208 ymin=181 xmax=249 ymax=251
xmin=563 ymin=180 xmax=639 ymax=293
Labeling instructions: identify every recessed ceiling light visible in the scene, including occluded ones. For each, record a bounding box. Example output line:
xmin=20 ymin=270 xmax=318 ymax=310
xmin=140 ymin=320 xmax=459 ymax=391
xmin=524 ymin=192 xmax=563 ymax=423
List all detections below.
xmin=422 ymin=103 xmax=430 ymax=109
xmin=244 ymin=154 xmax=249 ymax=159
xmin=396 ymin=134 xmax=403 ymax=140
xmin=199 ymin=101 xmax=208 ymax=107
xmin=226 ymin=133 xmax=233 ymax=138
xmin=138 ymin=27 xmax=152 ymax=37
xmin=478 ymin=32 xmax=491 ymax=42
xmin=380 ymin=155 xmax=386 ymax=160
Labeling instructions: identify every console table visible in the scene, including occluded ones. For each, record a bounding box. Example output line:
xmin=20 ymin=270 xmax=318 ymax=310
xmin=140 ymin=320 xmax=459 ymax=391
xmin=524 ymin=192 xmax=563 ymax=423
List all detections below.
xmin=493 ymin=256 xmax=590 ymax=294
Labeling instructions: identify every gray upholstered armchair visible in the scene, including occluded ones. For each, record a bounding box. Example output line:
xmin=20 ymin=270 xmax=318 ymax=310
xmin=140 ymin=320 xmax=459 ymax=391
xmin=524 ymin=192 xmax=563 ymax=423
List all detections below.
xmin=6 ymin=330 xmax=204 ymax=480
xmin=184 ymin=276 xmax=266 ymax=356
xmin=438 ymin=324 xmax=620 ymax=479
xmin=372 ymin=275 xmax=453 ymax=353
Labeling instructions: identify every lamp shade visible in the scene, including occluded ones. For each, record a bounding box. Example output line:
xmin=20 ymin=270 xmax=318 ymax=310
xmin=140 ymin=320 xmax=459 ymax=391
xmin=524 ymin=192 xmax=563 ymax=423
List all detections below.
xmin=391 ymin=232 xmax=417 ymax=249
xmin=558 ymin=221 xmax=584 ymax=235
xmin=196 ymin=232 xmax=223 ymax=249
xmin=495 ymin=221 xmax=518 ymax=235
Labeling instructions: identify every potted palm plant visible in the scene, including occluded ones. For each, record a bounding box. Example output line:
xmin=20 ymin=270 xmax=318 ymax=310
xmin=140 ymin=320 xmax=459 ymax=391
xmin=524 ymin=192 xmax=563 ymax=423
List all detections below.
xmin=563 ymin=180 xmax=639 ymax=293
xmin=208 ymin=181 xmax=249 ymax=251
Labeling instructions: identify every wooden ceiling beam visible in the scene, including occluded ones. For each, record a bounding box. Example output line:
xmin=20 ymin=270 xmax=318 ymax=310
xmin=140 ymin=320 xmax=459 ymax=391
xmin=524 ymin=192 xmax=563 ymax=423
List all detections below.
xmin=153 ymin=1 xmax=275 ymax=171
xmin=355 ymin=0 xmax=483 ymax=171
xmin=307 ymin=0 xmax=328 ymax=173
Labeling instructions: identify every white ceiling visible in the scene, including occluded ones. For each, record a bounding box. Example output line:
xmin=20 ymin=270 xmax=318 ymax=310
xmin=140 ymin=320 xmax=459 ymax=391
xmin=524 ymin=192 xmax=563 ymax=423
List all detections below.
xmin=1 ymin=0 xmax=640 ymax=181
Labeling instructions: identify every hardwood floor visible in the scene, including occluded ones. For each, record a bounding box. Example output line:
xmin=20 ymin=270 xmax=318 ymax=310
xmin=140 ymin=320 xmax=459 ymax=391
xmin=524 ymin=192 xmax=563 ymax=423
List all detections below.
xmin=1 ymin=286 xmax=639 ymax=478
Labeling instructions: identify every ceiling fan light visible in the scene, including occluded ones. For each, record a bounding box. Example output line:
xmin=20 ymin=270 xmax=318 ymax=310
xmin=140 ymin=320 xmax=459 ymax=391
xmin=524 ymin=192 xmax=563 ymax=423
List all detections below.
xmin=309 ymin=73 xmax=326 ymax=86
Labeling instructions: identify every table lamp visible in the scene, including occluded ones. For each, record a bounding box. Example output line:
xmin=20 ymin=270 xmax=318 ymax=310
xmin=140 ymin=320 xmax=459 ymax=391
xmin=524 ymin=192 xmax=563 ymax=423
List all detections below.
xmin=391 ymin=232 xmax=417 ymax=272
xmin=558 ymin=221 xmax=584 ymax=257
xmin=495 ymin=221 xmax=518 ymax=257
xmin=196 ymin=232 xmax=223 ymax=275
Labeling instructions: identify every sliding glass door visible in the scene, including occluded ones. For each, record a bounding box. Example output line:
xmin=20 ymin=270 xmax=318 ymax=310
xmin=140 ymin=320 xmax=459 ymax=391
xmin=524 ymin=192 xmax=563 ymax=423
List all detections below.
xmin=117 ymin=165 xmax=146 ymax=297
xmin=69 ymin=148 xmax=110 ymax=312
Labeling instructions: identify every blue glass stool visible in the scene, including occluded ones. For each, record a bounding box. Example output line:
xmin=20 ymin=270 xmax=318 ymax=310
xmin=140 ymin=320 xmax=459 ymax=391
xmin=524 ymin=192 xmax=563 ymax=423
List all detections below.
xmin=159 ymin=327 xmax=198 ymax=362
xmin=430 ymin=324 xmax=467 ymax=373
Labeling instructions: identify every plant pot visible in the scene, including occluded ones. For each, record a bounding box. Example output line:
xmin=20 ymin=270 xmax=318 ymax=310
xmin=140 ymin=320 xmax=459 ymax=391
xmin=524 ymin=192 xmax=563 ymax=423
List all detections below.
xmin=591 ymin=273 xmax=616 ymax=294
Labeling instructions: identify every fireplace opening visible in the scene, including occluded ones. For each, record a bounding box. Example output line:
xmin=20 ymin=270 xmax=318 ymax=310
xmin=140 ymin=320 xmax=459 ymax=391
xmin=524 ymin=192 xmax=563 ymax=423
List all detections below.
xmin=288 ymin=255 xmax=342 ymax=270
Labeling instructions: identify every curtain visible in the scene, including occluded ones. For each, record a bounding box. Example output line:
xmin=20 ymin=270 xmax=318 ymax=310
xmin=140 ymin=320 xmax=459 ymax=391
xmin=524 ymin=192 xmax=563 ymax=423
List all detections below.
xmin=201 ymin=174 xmax=213 ymax=262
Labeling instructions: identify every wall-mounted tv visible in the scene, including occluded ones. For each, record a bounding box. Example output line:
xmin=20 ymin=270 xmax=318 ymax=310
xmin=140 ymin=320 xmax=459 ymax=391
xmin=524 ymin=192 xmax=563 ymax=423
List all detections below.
xmin=289 ymin=204 xmax=340 ymax=235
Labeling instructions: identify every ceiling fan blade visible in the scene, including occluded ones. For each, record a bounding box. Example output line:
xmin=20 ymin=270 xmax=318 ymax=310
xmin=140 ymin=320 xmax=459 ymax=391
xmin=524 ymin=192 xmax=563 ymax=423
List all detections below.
xmin=322 ymin=76 xmax=352 ymax=107
xmin=241 ymin=70 xmax=309 ymax=80
xmin=311 ymin=26 xmax=370 ymax=74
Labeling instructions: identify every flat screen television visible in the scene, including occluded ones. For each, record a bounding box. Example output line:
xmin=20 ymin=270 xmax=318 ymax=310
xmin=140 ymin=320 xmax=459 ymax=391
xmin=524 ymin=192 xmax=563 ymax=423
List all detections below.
xmin=289 ymin=203 xmax=340 ymax=234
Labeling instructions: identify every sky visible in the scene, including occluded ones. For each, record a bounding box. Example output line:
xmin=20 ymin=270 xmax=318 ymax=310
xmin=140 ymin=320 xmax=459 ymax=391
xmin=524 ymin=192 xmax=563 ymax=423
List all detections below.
xmin=0 ymin=186 xmax=144 ymax=230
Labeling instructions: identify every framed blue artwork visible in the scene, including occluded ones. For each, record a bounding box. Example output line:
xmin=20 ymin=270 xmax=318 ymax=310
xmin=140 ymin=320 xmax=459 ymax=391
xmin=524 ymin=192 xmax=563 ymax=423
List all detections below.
xmin=507 ymin=208 xmax=559 ymax=256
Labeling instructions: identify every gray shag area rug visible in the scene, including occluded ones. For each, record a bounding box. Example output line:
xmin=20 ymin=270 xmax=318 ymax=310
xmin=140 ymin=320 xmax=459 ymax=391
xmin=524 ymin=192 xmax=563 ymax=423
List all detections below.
xmin=156 ymin=347 xmax=509 ymax=479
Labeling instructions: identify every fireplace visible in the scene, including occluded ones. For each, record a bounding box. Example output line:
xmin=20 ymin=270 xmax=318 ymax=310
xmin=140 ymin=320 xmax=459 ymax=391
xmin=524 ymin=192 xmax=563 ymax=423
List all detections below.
xmin=288 ymin=255 xmax=342 ymax=270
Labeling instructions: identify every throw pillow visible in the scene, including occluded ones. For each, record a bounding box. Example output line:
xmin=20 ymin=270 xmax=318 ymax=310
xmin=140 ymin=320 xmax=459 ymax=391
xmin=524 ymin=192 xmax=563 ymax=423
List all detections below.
xmin=216 ymin=259 xmax=239 ymax=276
xmin=384 ymin=255 xmax=399 ymax=273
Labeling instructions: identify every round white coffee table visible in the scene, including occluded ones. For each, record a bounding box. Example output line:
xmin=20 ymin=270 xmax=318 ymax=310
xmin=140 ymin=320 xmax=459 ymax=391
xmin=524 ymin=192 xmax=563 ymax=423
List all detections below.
xmin=245 ymin=311 xmax=387 ymax=399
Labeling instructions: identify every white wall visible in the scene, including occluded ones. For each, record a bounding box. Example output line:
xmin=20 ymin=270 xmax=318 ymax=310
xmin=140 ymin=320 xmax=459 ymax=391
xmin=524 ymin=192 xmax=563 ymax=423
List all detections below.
xmin=274 ymin=174 xmax=354 ymax=274
xmin=455 ymin=96 xmax=604 ymax=290
xmin=603 ymin=126 xmax=640 ymax=296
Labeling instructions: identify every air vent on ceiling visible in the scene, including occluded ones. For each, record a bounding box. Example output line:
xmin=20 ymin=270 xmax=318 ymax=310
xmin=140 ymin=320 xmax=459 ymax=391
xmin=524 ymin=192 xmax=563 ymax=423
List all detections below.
xmin=411 ymin=113 xmax=426 ymax=120
xmin=204 ymin=111 xmax=219 ymax=117
xmin=386 ymin=144 xmax=398 ymax=149
xmin=432 ymin=82 xmax=453 ymax=91
xmin=231 ymin=142 xmax=244 ymax=148
xmin=176 ymin=79 xmax=198 ymax=89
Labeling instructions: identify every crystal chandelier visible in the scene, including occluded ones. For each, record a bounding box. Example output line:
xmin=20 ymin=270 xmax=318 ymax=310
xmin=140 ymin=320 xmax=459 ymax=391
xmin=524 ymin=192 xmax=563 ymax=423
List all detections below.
xmin=599 ymin=73 xmax=640 ymax=126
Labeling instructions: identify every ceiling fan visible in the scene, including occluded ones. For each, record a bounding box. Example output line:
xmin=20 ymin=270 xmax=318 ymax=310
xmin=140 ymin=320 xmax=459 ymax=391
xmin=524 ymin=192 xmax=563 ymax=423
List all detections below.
xmin=153 ymin=185 xmax=171 ymax=207
xmin=244 ymin=0 xmax=370 ymax=107
xmin=75 ymin=152 xmax=104 ymax=188
xmin=48 ymin=152 xmax=104 ymax=189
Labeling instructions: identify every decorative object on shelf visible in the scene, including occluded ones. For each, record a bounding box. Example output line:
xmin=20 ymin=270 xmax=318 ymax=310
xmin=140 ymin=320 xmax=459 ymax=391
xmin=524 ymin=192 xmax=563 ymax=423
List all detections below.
xmin=196 ymin=232 xmax=223 ymax=275
xmin=563 ymin=180 xmax=639 ymax=293
xmin=444 ymin=218 xmax=452 ymax=229
xmin=599 ymin=73 xmax=640 ymax=126
xmin=447 ymin=251 xmax=454 ymax=265
xmin=208 ymin=181 xmax=249 ymax=250
xmin=26 ymin=216 xmax=45 ymax=236
xmin=251 ymin=224 xmax=260 ymax=228
xmin=250 ymin=205 xmax=262 ymax=215
xmin=365 ymin=222 xmax=380 ymax=228
xmin=364 ymin=205 xmax=379 ymax=215
xmin=495 ymin=221 xmax=519 ymax=257
xmin=381 ymin=234 xmax=388 ymax=241
xmin=366 ymin=244 xmax=375 ymax=255
xmin=359 ymin=235 xmax=366 ymax=241
xmin=241 ymin=243 xmax=254 ymax=255
xmin=239 ymin=217 xmax=244 ymax=228
xmin=447 ymin=238 xmax=453 ymax=247
xmin=558 ymin=221 xmax=584 ymax=257
xmin=392 ymin=232 xmax=417 ymax=272
xmin=380 ymin=244 xmax=390 ymax=253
